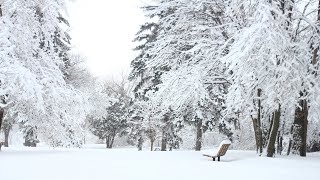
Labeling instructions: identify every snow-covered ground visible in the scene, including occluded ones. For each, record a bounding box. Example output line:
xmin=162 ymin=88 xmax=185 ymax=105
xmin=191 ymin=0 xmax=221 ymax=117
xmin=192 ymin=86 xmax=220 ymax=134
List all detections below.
xmin=0 ymin=145 xmax=319 ymax=180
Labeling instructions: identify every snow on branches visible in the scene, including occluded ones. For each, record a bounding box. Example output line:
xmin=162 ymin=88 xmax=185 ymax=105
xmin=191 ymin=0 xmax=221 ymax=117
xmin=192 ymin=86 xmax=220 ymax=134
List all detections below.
xmin=0 ymin=0 xmax=88 ymax=147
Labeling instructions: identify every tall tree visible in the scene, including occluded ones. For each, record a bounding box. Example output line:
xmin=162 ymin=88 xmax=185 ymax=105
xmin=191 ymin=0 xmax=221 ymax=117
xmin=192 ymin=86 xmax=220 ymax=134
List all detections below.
xmin=145 ymin=0 xmax=229 ymax=151
xmin=0 ymin=0 xmax=88 ymax=147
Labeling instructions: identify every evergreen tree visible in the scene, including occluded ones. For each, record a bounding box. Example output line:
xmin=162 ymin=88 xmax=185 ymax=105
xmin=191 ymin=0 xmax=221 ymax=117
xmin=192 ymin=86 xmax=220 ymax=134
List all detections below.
xmin=136 ymin=0 xmax=229 ymax=151
xmin=88 ymin=77 xmax=131 ymax=148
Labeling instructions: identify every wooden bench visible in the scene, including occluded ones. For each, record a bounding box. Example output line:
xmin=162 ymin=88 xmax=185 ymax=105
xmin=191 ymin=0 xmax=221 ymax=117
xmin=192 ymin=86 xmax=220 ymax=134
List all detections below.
xmin=203 ymin=141 xmax=231 ymax=161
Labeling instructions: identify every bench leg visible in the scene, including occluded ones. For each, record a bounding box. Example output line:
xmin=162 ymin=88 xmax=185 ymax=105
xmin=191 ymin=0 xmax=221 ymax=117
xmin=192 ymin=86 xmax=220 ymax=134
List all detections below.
xmin=213 ymin=157 xmax=215 ymax=161
xmin=218 ymin=157 xmax=220 ymax=161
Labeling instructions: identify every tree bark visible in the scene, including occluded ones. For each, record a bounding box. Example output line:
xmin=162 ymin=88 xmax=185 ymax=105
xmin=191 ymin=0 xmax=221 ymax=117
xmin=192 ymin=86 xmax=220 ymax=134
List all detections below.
xmin=287 ymin=138 xmax=292 ymax=155
xmin=109 ymin=131 xmax=116 ymax=149
xmin=252 ymin=118 xmax=259 ymax=153
xmin=292 ymin=98 xmax=308 ymax=156
xmin=4 ymin=127 xmax=10 ymax=147
xmin=252 ymin=89 xmax=263 ymax=155
xmin=267 ymin=106 xmax=281 ymax=157
xmin=0 ymin=108 xmax=3 ymax=133
xmin=137 ymin=136 xmax=143 ymax=151
xmin=0 ymin=4 xmax=2 ymax=17
xmin=106 ymin=136 xmax=110 ymax=149
xmin=277 ymin=131 xmax=283 ymax=155
xmin=195 ymin=118 xmax=203 ymax=151
xmin=105 ymin=134 xmax=116 ymax=149
xmin=257 ymin=89 xmax=263 ymax=154
xmin=150 ymin=139 xmax=154 ymax=151
xmin=266 ymin=116 xmax=273 ymax=144
xmin=161 ymin=131 xmax=167 ymax=151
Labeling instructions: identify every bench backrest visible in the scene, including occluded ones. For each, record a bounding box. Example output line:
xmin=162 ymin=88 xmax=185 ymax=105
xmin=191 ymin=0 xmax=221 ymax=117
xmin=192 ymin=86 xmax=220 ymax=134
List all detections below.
xmin=217 ymin=144 xmax=230 ymax=156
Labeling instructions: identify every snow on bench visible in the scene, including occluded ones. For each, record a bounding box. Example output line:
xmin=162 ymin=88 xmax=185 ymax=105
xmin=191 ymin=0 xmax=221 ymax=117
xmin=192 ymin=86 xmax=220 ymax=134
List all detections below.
xmin=203 ymin=140 xmax=231 ymax=161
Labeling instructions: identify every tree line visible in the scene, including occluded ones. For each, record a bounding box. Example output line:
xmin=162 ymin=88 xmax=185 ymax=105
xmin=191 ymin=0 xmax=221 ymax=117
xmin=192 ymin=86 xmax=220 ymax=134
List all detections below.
xmin=1 ymin=0 xmax=320 ymax=158
xmin=128 ymin=0 xmax=320 ymax=157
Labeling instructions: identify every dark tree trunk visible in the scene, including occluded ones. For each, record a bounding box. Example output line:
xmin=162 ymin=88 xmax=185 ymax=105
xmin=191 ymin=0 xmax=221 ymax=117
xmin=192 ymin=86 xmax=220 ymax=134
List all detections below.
xmin=137 ymin=136 xmax=143 ymax=151
xmin=266 ymin=116 xmax=273 ymax=144
xmin=292 ymin=98 xmax=308 ymax=157
xmin=287 ymin=124 xmax=294 ymax=155
xmin=106 ymin=136 xmax=110 ymax=149
xmin=277 ymin=131 xmax=283 ymax=155
xmin=106 ymin=134 xmax=115 ymax=149
xmin=0 ymin=108 xmax=3 ymax=151
xmin=287 ymin=139 xmax=292 ymax=155
xmin=150 ymin=139 xmax=154 ymax=151
xmin=195 ymin=118 xmax=203 ymax=151
xmin=267 ymin=106 xmax=281 ymax=157
xmin=257 ymin=89 xmax=263 ymax=154
xmin=301 ymin=100 xmax=308 ymax=156
xmin=109 ymin=131 xmax=116 ymax=149
xmin=252 ymin=118 xmax=259 ymax=153
xmin=0 ymin=4 xmax=2 ymax=17
xmin=161 ymin=131 xmax=167 ymax=151
xmin=0 ymin=108 xmax=3 ymax=133
xmin=4 ymin=127 xmax=10 ymax=147
xmin=252 ymin=89 xmax=263 ymax=155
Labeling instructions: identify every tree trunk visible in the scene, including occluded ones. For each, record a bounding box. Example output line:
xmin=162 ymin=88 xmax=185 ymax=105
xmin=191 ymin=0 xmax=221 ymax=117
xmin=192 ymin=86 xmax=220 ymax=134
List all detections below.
xmin=137 ymin=136 xmax=143 ymax=151
xmin=0 ymin=108 xmax=3 ymax=151
xmin=252 ymin=118 xmax=259 ymax=153
xmin=0 ymin=108 xmax=3 ymax=133
xmin=150 ymin=139 xmax=154 ymax=151
xmin=267 ymin=106 xmax=281 ymax=157
xmin=291 ymin=0 xmax=320 ymax=157
xmin=266 ymin=116 xmax=273 ymax=144
xmin=161 ymin=131 xmax=167 ymax=151
xmin=277 ymin=131 xmax=283 ymax=155
xmin=4 ymin=127 xmax=10 ymax=147
xmin=195 ymin=118 xmax=203 ymax=151
xmin=252 ymin=89 xmax=263 ymax=155
xmin=106 ymin=136 xmax=110 ymax=149
xmin=105 ymin=134 xmax=115 ymax=149
xmin=109 ymin=132 xmax=116 ymax=149
xmin=256 ymin=89 xmax=263 ymax=154
xmin=302 ymin=100 xmax=308 ymax=156
xmin=0 ymin=4 xmax=2 ymax=17
xmin=292 ymin=98 xmax=308 ymax=157
xmin=287 ymin=139 xmax=292 ymax=155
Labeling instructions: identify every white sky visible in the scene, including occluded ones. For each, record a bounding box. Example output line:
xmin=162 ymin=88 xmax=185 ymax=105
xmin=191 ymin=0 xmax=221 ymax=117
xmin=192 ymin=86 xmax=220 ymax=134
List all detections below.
xmin=68 ymin=0 xmax=147 ymax=78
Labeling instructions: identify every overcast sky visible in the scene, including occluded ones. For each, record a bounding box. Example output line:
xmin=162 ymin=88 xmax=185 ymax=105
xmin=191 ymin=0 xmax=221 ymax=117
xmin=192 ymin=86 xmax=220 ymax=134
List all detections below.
xmin=68 ymin=0 xmax=147 ymax=78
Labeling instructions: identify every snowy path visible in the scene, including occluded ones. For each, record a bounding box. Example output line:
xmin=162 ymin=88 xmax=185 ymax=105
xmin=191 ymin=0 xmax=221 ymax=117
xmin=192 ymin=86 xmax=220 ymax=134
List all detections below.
xmin=0 ymin=146 xmax=319 ymax=180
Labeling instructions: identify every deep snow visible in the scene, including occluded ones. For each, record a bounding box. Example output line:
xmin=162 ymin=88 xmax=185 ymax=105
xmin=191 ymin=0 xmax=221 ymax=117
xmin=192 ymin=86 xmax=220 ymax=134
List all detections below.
xmin=0 ymin=145 xmax=319 ymax=180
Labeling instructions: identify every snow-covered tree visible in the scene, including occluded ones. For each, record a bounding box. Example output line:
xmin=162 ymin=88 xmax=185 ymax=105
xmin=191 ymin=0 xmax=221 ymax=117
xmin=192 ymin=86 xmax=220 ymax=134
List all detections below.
xmin=224 ymin=0 xmax=320 ymax=156
xmin=88 ymin=76 xmax=132 ymax=148
xmin=132 ymin=0 xmax=230 ymax=151
xmin=0 ymin=0 xmax=88 ymax=147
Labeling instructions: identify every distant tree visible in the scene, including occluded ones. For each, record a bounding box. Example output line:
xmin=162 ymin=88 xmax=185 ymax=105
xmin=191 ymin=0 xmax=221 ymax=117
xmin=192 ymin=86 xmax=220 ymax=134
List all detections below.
xmin=89 ymin=76 xmax=132 ymax=148
xmin=22 ymin=125 xmax=39 ymax=147
xmin=2 ymin=114 xmax=13 ymax=147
